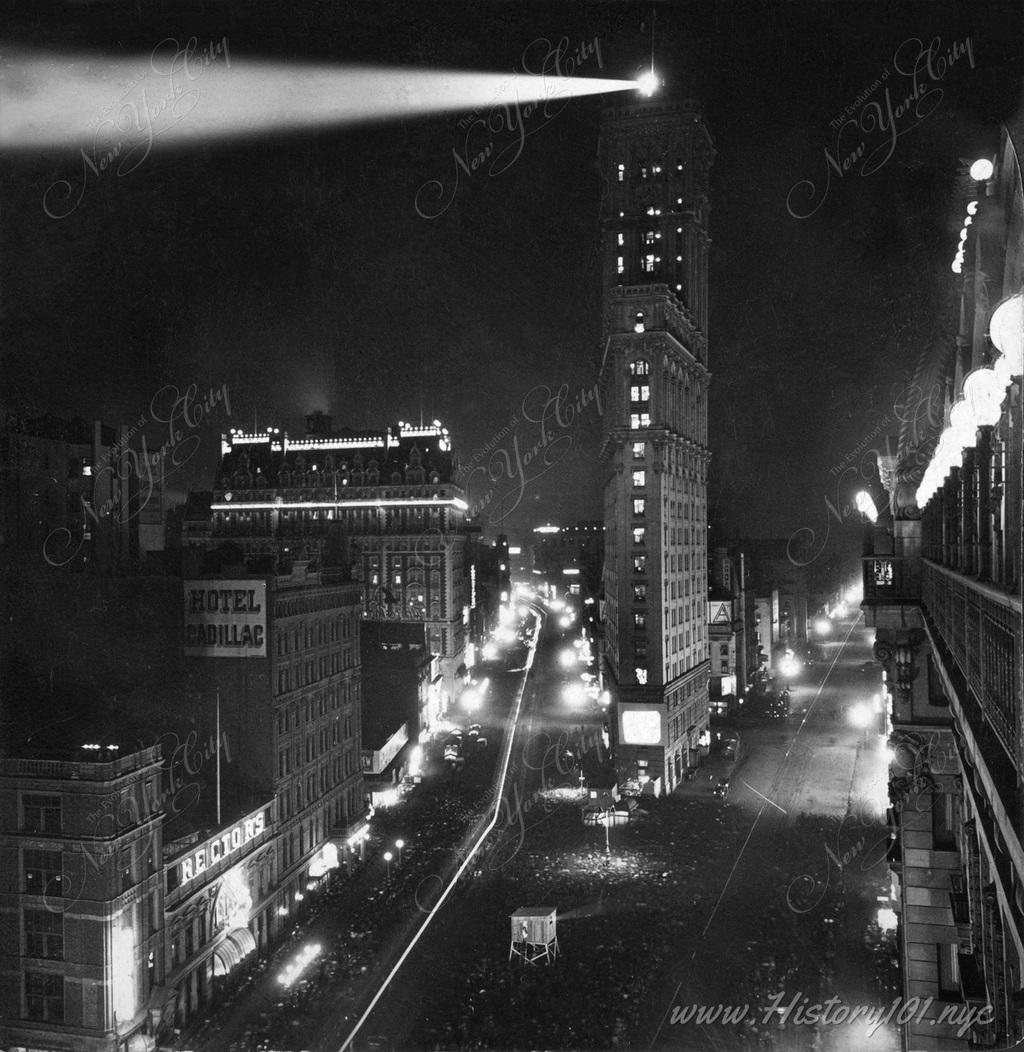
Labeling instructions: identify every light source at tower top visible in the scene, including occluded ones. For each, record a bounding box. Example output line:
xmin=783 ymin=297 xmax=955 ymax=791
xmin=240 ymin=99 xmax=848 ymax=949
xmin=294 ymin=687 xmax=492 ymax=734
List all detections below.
xmin=636 ymin=69 xmax=661 ymax=97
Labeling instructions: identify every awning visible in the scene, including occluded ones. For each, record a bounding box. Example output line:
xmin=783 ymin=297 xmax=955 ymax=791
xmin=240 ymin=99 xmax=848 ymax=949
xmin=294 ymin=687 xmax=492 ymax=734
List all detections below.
xmin=308 ymin=841 xmax=339 ymax=877
xmin=212 ymin=926 xmax=257 ymax=976
xmin=145 ymin=983 xmax=176 ymax=1023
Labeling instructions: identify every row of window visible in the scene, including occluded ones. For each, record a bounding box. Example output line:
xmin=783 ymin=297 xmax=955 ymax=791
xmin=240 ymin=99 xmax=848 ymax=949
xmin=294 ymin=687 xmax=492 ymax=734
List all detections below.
xmin=278 ymin=735 xmax=354 ymax=782
xmin=276 ymin=615 xmax=354 ymax=655
xmin=276 ymin=650 xmax=354 ymax=695
xmin=616 ymin=160 xmax=688 ymax=182
xmin=277 ymin=690 xmax=355 ymax=735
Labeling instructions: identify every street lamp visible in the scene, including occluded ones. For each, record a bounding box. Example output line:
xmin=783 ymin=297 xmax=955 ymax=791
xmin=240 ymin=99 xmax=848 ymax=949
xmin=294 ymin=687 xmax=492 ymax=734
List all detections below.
xmin=395 ymin=839 xmax=404 ymax=865
xmin=383 ymin=850 xmax=393 ymax=880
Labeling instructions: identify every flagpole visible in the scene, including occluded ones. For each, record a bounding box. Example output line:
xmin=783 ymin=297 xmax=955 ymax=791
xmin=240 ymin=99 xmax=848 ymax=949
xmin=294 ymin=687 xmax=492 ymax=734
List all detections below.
xmin=216 ymin=689 xmax=222 ymax=826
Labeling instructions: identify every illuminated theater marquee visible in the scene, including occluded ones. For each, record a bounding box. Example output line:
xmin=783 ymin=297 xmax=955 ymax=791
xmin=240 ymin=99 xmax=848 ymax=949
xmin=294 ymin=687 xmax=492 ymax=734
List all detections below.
xmin=184 ymin=581 xmax=267 ymax=657
xmin=180 ymin=812 xmax=266 ymax=885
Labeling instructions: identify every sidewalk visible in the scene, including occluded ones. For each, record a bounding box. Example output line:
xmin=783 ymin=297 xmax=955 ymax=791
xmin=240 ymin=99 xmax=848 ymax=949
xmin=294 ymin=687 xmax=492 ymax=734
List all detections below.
xmin=670 ymin=752 xmax=741 ymax=799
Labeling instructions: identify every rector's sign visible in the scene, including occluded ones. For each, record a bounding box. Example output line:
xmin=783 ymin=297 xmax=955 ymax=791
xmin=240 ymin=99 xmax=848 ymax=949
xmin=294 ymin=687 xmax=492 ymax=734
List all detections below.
xmin=184 ymin=581 xmax=267 ymax=657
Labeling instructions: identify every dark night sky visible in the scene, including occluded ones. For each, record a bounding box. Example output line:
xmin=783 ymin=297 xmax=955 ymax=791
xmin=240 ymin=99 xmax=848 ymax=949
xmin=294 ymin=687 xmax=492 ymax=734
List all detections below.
xmin=3 ymin=0 xmax=1022 ymax=552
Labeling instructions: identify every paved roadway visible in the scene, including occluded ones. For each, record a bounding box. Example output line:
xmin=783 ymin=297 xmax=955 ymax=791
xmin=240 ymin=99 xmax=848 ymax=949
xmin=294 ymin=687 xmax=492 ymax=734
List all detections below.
xmin=639 ymin=611 xmax=900 ymax=1052
xmin=184 ymin=607 xmax=901 ymax=1051
xmin=355 ymin=610 xmax=902 ymax=1051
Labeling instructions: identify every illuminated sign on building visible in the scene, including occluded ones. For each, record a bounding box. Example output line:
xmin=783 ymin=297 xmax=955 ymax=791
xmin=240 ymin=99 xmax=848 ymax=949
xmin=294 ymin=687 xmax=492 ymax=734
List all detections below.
xmin=180 ymin=811 xmax=266 ymax=885
xmin=184 ymin=580 xmax=267 ymax=657
xmin=620 ymin=706 xmax=664 ymax=746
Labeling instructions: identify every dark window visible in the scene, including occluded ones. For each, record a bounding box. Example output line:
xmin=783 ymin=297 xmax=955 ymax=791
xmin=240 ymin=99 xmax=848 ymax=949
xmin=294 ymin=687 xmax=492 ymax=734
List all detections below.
xmin=24 ymin=850 xmax=64 ymax=897
xmin=23 ymin=795 xmax=61 ymax=835
xmin=25 ymin=972 xmax=63 ymax=1021
xmin=937 ymin=943 xmax=959 ymax=1000
xmin=24 ymin=910 xmax=63 ymax=960
xmin=932 ymin=793 xmax=957 ymax=851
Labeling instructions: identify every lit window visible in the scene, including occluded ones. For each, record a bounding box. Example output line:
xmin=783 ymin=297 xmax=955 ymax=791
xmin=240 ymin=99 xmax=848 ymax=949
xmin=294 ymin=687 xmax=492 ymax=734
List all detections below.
xmin=630 ymin=385 xmax=650 ymax=403
xmin=632 ymin=470 xmax=646 ymax=488
xmin=633 ymin=555 xmax=646 ymax=573
xmin=647 ymin=206 xmax=656 ymax=216
xmin=636 ymin=668 xmax=648 ymax=684
xmin=643 ymin=254 xmax=656 ymax=273
xmin=617 ymin=163 xmax=625 ymax=182
xmin=633 ymin=499 xmax=646 ymax=516
xmin=617 ymin=256 xmax=625 ymax=275
xmin=644 ymin=231 xmax=657 ymax=245
xmin=634 ymin=612 xmax=647 ymax=630
xmin=640 ymin=166 xmax=648 ymax=179
xmin=632 ymin=441 xmax=645 ymax=459
xmin=630 ymin=359 xmax=650 ymax=376
xmin=633 ymin=584 xmax=647 ymax=602
xmin=633 ymin=527 xmax=646 ymax=545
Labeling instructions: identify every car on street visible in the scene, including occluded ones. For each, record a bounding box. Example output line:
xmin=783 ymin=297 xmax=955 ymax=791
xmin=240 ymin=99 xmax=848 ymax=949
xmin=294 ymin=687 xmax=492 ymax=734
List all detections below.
xmin=713 ymin=777 xmax=731 ymax=798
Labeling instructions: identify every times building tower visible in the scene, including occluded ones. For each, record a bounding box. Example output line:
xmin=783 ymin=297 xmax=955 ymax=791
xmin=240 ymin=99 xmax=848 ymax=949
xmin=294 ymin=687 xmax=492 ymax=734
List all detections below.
xmin=598 ymin=96 xmax=714 ymax=794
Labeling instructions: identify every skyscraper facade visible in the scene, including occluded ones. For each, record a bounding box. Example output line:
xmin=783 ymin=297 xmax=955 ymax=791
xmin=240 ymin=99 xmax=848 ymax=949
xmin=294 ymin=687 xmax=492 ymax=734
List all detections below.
xmin=598 ymin=99 xmax=715 ymax=794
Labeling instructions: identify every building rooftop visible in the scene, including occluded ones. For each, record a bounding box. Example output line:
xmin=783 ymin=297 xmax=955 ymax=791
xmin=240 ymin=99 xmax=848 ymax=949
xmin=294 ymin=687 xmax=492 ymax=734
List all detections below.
xmin=215 ymin=419 xmax=457 ymax=489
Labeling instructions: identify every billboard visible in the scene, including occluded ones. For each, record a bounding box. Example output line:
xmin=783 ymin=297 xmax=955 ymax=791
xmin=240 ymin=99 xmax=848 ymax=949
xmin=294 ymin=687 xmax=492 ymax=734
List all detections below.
xmin=184 ymin=581 xmax=267 ymax=657
xmin=619 ymin=704 xmax=665 ymax=746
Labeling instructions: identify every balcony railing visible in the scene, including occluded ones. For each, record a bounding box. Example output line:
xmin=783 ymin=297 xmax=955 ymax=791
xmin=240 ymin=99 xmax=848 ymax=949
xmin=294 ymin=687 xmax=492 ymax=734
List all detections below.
xmin=923 ymin=561 xmax=1021 ymax=765
xmin=862 ymin=556 xmax=921 ymax=604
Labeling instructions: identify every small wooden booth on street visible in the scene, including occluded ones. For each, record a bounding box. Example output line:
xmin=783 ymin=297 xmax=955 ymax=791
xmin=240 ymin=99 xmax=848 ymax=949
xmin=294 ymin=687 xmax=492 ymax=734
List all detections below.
xmin=509 ymin=907 xmax=559 ymax=965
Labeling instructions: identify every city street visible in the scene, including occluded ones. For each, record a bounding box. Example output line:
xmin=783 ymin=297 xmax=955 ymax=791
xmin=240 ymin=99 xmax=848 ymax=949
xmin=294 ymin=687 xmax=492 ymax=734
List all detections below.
xmin=168 ymin=612 xmax=546 ymax=1052
xmin=347 ymin=609 xmax=900 ymax=1051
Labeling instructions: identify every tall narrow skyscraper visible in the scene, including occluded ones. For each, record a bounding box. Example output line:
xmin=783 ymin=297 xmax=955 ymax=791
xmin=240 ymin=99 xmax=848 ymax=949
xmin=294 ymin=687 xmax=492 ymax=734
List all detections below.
xmin=598 ymin=98 xmax=714 ymax=795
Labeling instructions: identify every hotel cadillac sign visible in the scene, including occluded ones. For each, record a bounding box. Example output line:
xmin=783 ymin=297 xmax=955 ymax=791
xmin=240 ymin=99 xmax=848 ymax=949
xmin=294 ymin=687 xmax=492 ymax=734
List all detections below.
xmin=184 ymin=580 xmax=267 ymax=657
xmin=179 ymin=811 xmax=267 ymax=886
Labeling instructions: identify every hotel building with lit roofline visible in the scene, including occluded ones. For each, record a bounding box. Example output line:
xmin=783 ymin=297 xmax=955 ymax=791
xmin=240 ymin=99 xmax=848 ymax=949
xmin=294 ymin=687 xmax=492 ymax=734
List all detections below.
xmin=206 ymin=412 xmax=469 ymax=715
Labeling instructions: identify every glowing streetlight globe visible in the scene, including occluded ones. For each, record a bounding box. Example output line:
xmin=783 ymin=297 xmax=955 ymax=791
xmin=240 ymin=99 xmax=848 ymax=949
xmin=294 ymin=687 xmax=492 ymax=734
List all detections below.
xmin=814 ymin=618 xmax=832 ymax=636
xmin=778 ymin=655 xmax=800 ymax=679
xmin=849 ymin=703 xmax=872 ymax=728
xmin=970 ymin=158 xmax=994 ymax=181
xmin=562 ymin=683 xmax=586 ymax=705
xmin=963 ymin=367 xmax=1007 ymax=427
xmin=989 ymin=292 xmax=1024 ymax=381
xmin=855 ymin=491 xmax=877 ymax=522
xmin=636 ymin=70 xmax=660 ymax=97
